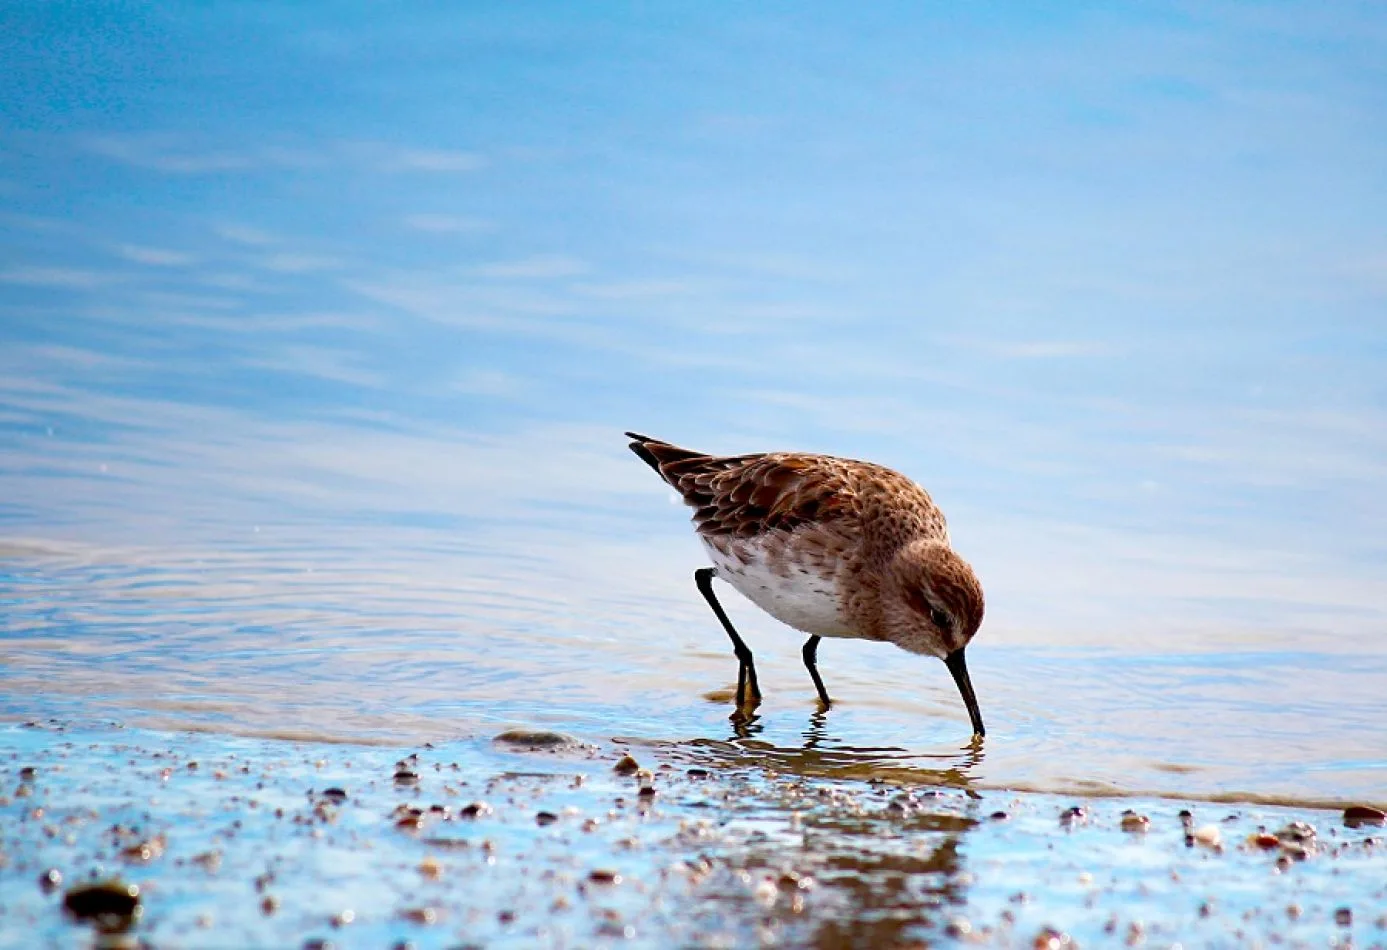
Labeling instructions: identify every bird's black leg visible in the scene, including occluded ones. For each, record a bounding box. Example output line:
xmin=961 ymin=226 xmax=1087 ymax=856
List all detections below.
xmin=694 ymin=567 xmax=761 ymax=707
xmin=802 ymin=635 xmax=832 ymax=707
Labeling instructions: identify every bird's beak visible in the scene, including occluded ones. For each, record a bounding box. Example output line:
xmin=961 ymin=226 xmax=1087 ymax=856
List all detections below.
xmin=944 ymin=648 xmax=985 ymax=738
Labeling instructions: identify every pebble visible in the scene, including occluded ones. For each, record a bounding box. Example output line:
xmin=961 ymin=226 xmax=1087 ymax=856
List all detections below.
xmin=536 ymin=811 xmax=558 ymax=825
xmin=1192 ymin=824 xmax=1222 ymax=849
xmin=1344 ymin=805 xmax=1387 ymax=828
xmin=399 ymin=906 xmax=439 ymax=925
xmin=1335 ymin=907 xmax=1353 ymax=926
xmin=393 ymin=770 xmax=420 ymax=786
xmin=62 ymin=880 xmax=142 ymax=930
xmin=120 ymin=834 xmax=166 ymax=862
xmin=1120 ymin=811 xmax=1150 ymax=833
xmin=320 ymin=788 xmax=348 ymax=804
xmin=588 ymin=868 xmax=622 ymax=884
xmin=613 ymin=754 xmax=640 ymax=775
xmin=1276 ymin=821 xmax=1316 ymax=844
xmin=38 ymin=868 xmax=62 ymax=893
xmin=1033 ymin=925 xmax=1071 ymax=948
xmin=492 ymin=730 xmax=579 ymax=752
xmin=945 ymin=917 xmax=972 ymax=937
xmin=1279 ymin=840 xmax=1310 ymax=861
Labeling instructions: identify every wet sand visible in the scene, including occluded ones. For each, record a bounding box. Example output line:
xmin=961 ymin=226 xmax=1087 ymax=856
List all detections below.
xmin=3 ymin=720 xmax=1384 ymax=948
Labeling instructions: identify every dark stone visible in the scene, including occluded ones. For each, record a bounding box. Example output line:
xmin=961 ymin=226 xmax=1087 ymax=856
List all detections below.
xmin=62 ymin=880 xmax=141 ymax=931
xmin=1344 ymin=805 xmax=1387 ymax=828
xmin=493 ymin=730 xmax=579 ymax=751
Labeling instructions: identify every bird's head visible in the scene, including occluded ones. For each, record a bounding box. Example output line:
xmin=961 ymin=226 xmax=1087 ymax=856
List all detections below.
xmin=885 ymin=539 xmax=987 ymax=736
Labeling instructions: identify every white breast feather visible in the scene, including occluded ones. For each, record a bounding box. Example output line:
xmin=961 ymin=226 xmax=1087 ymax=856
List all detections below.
xmin=702 ymin=538 xmax=858 ymax=639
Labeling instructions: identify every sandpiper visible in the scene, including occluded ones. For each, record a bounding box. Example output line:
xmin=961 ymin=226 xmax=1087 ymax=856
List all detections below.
xmin=626 ymin=432 xmax=986 ymax=737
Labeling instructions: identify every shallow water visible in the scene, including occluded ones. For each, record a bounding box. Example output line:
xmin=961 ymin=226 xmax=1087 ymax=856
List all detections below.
xmin=3 ymin=499 xmax=1386 ymax=809
xmin=4 ymin=3 xmax=1387 ymax=817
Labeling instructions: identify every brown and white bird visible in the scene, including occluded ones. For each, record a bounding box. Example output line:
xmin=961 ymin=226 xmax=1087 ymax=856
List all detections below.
xmin=626 ymin=432 xmax=987 ymax=736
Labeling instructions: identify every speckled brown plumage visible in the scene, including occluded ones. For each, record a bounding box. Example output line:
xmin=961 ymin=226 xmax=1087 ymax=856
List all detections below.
xmin=626 ymin=431 xmax=988 ymax=736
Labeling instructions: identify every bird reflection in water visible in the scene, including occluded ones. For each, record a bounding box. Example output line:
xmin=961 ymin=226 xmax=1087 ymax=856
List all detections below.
xmin=668 ymin=710 xmax=984 ymax=947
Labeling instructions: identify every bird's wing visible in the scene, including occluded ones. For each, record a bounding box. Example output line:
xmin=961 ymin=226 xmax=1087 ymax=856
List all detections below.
xmin=626 ymin=434 xmax=854 ymax=539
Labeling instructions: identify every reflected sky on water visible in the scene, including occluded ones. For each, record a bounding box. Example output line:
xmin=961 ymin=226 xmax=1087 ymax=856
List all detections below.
xmin=2 ymin=3 xmax=1386 ymax=804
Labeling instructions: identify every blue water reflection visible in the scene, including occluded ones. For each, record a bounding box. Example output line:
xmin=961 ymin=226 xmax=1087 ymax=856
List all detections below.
xmin=2 ymin=2 xmax=1385 ymax=803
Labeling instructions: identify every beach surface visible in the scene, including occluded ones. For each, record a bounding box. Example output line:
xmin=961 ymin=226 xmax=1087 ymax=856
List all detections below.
xmin=4 ymin=720 xmax=1385 ymax=948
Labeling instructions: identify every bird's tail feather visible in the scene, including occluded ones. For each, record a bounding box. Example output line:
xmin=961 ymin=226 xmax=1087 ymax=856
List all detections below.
xmin=624 ymin=431 xmax=705 ymax=481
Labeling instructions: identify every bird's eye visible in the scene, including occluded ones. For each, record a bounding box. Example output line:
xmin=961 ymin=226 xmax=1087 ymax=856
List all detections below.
xmin=929 ymin=606 xmax=950 ymax=630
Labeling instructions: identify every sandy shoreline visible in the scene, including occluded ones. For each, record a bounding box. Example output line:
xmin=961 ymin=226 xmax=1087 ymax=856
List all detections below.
xmin=2 ymin=721 xmax=1383 ymax=948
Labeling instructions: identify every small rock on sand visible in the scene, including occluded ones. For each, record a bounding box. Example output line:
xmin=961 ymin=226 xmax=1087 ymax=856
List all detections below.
xmin=399 ymin=906 xmax=440 ymax=925
xmin=62 ymin=880 xmax=142 ymax=930
xmin=1192 ymin=824 xmax=1222 ymax=848
xmin=1276 ymin=822 xmax=1316 ymax=844
xmin=493 ymin=730 xmax=580 ymax=752
xmin=1344 ymin=805 xmax=1386 ymax=828
xmin=1120 ymin=811 xmax=1150 ymax=833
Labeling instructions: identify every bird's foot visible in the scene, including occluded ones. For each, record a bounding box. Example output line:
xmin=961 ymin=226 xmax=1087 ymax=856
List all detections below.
xmin=731 ymin=691 xmax=762 ymax=722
